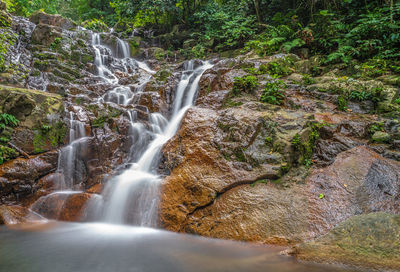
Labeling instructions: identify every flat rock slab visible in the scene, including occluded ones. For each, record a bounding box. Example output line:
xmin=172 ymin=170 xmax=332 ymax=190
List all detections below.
xmin=294 ymin=213 xmax=400 ymax=271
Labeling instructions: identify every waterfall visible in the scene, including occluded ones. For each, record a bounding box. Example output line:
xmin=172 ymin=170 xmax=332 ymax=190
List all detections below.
xmin=74 ymin=32 xmax=212 ymax=226
xmin=56 ymin=111 xmax=88 ymax=190
xmin=116 ymin=38 xmax=130 ymax=59
xmin=92 ymin=33 xmax=118 ymax=84
xmin=86 ymin=35 xmax=213 ymax=225
xmin=96 ymin=61 xmax=212 ymax=226
xmin=30 ymin=29 xmax=212 ymax=225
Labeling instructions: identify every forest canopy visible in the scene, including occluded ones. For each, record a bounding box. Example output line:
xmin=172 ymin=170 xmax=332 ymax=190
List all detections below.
xmin=3 ymin=0 xmax=400 ymax=62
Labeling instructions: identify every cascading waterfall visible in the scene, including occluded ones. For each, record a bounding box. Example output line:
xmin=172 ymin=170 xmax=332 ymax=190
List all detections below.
xmin=116 ymin=38 xmax=130 ymax=59
xmin=85 ymin=35 xmax=213 ymax=225
xmin=93 ymin=61 xmax=213 ymax=226
xmin=92 ymin=33 xmax=118 ymax=84
xmin=54 ymin=31 xmax=212 ymax=226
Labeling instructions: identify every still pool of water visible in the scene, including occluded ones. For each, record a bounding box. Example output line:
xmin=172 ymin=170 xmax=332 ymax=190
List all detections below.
xmin=0 ymin=222 xmax=357 ymax=272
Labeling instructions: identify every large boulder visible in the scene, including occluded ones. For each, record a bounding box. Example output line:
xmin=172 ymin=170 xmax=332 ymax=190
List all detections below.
xmin=0 ymin=85 xmax=63 ymax=128
xmin=29 ymin=11 xmax=75 ymax=29
xmin=31 ymin=192 xmax=93 ymax=221
xmin=31 ymin=24 xmax=63 ymax=46
xmin=160 ymin=105 xmax=310 ymax=242
xmin=294 ymin=213 xmax=400 ymax=271
xmin=160 ymin=103 xmax=400 ymax=245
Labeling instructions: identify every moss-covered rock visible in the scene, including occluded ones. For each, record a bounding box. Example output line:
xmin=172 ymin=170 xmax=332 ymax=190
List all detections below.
xmin=295 ymin=213 xmax=400 ymax=271
xmin=0 ymin=85 xmax=65 ymax=154
xmin=371 ymin=131 xmax=391 ymax=143
xmin=0 ymin=85 xmax=63 ymax=127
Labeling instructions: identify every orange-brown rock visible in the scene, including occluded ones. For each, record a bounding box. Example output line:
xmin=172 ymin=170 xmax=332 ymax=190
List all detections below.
xmin=0 ymin=205 xmax=43 ymax=225
xmin=160 ymin=105 xmax=400 ymax=245
xmin=31 ymin=192 xmax=93 ymax=222
xmin=87 ymin=183 xmax=103 ymax=194
xmin=160 ymin=106 xmax=310 ymax=240
xmin=0 ymin=151 xmax=58 ymax=204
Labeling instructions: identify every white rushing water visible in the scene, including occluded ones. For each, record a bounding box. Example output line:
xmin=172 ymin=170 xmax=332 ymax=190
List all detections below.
xmin=92 ymin=33 xmax=119 ymax=84
xmin=56 ymin=110 xmax=88 ymax=190
xmin=85 ymin=33 xmax=213 ymax=225
xmin=97 ymin=61 xmax=213 ymax=226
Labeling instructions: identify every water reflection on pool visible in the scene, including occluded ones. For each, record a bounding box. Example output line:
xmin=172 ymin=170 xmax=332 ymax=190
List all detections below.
xmin=0 ymin=222 xmax=356 ymax=272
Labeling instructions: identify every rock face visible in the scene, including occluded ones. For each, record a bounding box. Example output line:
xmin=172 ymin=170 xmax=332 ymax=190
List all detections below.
xmin=295 ymin=213 xmax=400 ymax=270
xmin=0 ymin=151 xmax=58 ymax=204
xmin=161 ymin=110 xmax=400 ymax=243
xmin=31 ymin=192 xmax=93 ymax=221
xmin=159 ymin=56 xmax=400 ymax=250
xmin=0 ymin=85 xmax=63 ymax=128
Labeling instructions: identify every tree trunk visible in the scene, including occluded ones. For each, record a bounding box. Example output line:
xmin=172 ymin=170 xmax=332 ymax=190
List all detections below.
xmin=253 ymin=0 xmax=262 ymax=23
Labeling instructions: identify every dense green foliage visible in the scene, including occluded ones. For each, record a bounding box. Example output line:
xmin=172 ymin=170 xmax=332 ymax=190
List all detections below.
xmin=232 ymin=75 xmax=258 ymax=95
xmin=260 ymin=79 xmax=286 ymax=105
xmin=2 ymin=0 xmax=400 ymax=63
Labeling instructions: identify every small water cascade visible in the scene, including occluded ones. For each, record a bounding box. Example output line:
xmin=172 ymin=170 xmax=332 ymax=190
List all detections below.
xmin=89 ymin=60 xmax=213 ymax=226
xmin=116 ymin=38 xmax=130 ymax=59
xmin=92 ymin=33 xmax=118 ymax=84
xmin=56 ymin=110 xmax=88 ymax=190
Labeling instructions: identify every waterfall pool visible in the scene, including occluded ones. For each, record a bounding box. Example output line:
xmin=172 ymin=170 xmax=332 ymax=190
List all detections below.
xmin=0 ymin=222 xmax=357 ymax=272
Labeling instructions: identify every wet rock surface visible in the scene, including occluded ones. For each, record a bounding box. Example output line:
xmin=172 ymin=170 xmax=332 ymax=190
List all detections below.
xmin=0 ymin=205 xmax=42 ymax=225
xmin=161 ymin=111 xmax=400 ymax=243
xmin=294 ymin=213 xmax=400 ymax=270
xmin=31 ymin=192 xmax=93 ymax=221
xmin=0 ymin=151 xmax=58 ymax=204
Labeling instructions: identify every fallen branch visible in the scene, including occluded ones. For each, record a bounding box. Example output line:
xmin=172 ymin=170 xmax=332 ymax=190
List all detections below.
xmin=8 ymin=142 xmax=30 ymax=159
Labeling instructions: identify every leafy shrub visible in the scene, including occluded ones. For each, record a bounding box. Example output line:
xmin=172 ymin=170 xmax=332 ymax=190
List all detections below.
xmin=0 ymin=145 xmax=17 ymax=164
xmin=337 ymin=95 xmax=348 ymax=111
xmin=291 ymin=122 xmax=325 ymax=167
xmin=348 ymin=90 xmax=371 ymax=102
xmin=244 ymin=24 xmax=305 ymax=57
xmin=368 ymin=122 xmax=385 ymax=135
xmin=192 ymin=2 xmax=257 ymax=50
xmin=83 ymin=19 xmax=109 ymax=32
xmin=0 ymin=113 xmax=19 ymax=129
xmin=302 ymin=74 xmax=315 ymax=85
xmin=266 ymin=61 xmax=292 ymax=77
xmin=232 ymin=75 xmax=258 ymax=95
xmin=260 ymin=79 xmax=286 ymax=105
